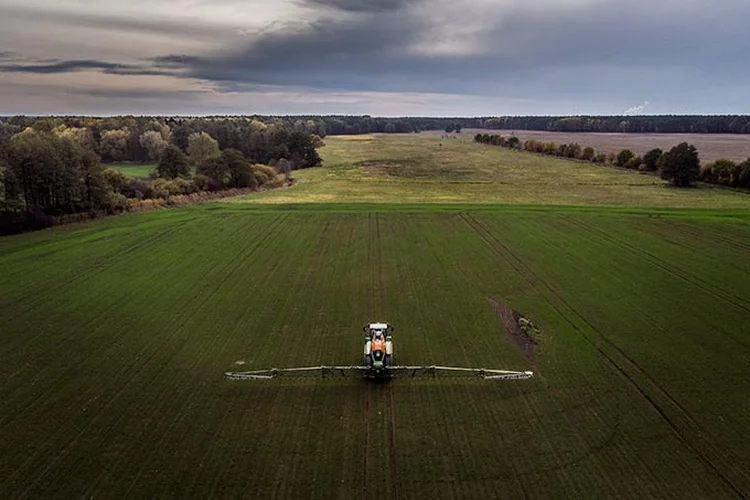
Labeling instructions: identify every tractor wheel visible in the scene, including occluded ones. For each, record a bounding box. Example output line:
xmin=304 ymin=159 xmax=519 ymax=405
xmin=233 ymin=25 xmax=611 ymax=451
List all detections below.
xmin=385 ymin=354 xmax=393 ymax=367
xmin=365 ymin=354 xmax=373 ymax=368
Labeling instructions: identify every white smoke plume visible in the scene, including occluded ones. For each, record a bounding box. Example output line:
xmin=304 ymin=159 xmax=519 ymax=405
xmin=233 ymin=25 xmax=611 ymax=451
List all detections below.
xmin=624 ymin=100 xmax=649 ymax=115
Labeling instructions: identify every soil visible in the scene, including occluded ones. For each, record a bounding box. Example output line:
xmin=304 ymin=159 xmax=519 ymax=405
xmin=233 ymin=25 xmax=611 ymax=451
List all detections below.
xmin=489 ymin=298 xmax=537 ymax=364
xmin=459 ymin=129 xmax=750 ymax=162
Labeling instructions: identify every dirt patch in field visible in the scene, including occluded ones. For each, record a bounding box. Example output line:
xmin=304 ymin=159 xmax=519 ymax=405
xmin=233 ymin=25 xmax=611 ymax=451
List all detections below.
xmin=489 ymin=298 xmax=538 ymax=364
xmin=464 ymin=129 xmax=750 ymax=162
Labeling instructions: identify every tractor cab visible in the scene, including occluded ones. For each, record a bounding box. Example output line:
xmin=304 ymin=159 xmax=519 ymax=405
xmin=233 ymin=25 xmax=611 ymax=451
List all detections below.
xmin=364 ymin=322 xmax=394 ymax=372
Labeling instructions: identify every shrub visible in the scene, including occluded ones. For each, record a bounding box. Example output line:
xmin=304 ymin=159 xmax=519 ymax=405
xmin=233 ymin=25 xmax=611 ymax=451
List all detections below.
xmin=625 ymin=156 xmax=642 ymax=170
xmin=103 ymin=168 xmax=128 ymax=193
xmin=641 ymin=148 xmax=663 ymax=172
xmin=252 ymin=164 xmax=277 ymax=186
xmin=739 ymin=160 xmax=750 ymax=188
xmin=194 ymin=174 xmax=221 ymax=192
xmin=616 ymin=149 xmax=635 ymax=167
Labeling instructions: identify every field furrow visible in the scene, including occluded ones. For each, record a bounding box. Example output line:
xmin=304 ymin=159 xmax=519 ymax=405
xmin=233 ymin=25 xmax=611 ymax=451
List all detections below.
xmin=2 ymin=207 xmax=749 ymax=498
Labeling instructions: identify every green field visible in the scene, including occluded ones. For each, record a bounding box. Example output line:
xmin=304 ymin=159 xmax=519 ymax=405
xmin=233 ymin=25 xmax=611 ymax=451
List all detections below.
xmin=2 ymin=134 xmax=750 ymax=498
xmin=108 ymin=163 xmax=156 ymax=178
xmin=234 ymin=134 xmax=750 ymax=208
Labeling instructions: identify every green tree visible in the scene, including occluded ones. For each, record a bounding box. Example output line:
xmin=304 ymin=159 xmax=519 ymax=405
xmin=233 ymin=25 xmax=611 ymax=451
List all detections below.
xmin=581 ymin=146 xmax=595 ymax=161
xmin=157 ymin=145 xmax=190 ymax=179
xmin=196 ymin=156 xmax=230 ymax=188
xmin=6 ymin=130 xmax=111 ymax=213
xmin=616 ymin=149 xmax=635 ymax=167
xmin=641 ymin=148 xmax=663 ymax=172
xmin=223 ymin=149 xmax=257 ymax=188
xmin=660 ymin=142 xmax=700 ymax=187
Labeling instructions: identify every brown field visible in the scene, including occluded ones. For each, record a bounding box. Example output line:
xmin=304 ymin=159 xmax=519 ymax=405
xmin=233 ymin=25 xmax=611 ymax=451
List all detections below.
xmin=439 ymin=129 xmax=750 ymax=163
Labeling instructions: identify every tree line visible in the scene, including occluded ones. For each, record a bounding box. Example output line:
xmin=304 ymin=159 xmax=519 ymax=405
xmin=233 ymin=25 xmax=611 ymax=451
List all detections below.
xmin=5 ymin=115 xmax=750 ymax=142
xmin=0 ymin=117 xmax=323 ymax=234
xmin=474 ymin=133 xmax=750 ymax=189
xmin=0 ymin=116 xmax=322 ymax=167
xmin=255 ymin=115 xmax=750 ymax=135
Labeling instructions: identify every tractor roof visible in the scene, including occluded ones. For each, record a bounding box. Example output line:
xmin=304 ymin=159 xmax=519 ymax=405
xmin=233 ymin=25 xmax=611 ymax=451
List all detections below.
xmin=369 ymin=323 xmax=389 ymax=330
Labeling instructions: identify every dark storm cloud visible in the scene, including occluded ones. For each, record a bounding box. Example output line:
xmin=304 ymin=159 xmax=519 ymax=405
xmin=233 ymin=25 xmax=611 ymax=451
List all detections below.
xmin=69 ymin=88 xmax=211 ymax=100
xmin=302 ymin=0 xmax=415 ymax=12
xmin=0 ymin=59 xmax=175 ymax=77
xmin=151 ymin=55 xmax=206 ymax=68
xmin=152 ymin=0 xmax=750 ymax=102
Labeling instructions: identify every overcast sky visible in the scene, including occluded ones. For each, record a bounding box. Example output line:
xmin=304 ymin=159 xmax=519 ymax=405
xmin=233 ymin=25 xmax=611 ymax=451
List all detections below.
xmin=1 ymin=0 xmax=749 ymax=116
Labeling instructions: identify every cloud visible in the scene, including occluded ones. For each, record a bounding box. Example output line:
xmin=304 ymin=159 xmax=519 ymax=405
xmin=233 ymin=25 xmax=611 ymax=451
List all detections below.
xmin=2 ymin=0 xmax=750 ymax=114
xmin=302 ymin=0 xmax=417 ymax=12
xmin=624 ymin=101 xmax=650 ymax=115
xmin=68 ymin=88 xmax=212 ymax=100
xmin=0 ymin=4 xmax=232 ymax=40
xmin=146 ymin=0 xmax=750 ymax=100
xmin=0 ymin=59 xmax=177 ymax=77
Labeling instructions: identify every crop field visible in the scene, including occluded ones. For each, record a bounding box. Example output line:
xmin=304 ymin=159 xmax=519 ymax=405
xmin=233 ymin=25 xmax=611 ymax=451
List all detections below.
xmin=235 ymin=134 xmax=750 ymax=208
xmin=108 ymin=163 xmax=156 ymax=178
xmin=453 ymin=129 xmax=750 ymax=163
xmin=2 ymin=203 xmax=750 ymax=498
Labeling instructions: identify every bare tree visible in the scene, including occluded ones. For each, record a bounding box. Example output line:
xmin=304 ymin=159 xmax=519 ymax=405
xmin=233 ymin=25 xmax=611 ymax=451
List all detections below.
xmin=100 ymin=129 xmax=130 ymax=162
xmin=187 ymin=132 xmax=220 ymax=166
xmin=139 ymin=131 xmax=168 ymax=162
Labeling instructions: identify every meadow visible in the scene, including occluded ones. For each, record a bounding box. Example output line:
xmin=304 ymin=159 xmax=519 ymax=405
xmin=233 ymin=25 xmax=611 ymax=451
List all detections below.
xmin=108 ymin=163 xmax=156 ymax=178
xmin=235 ymin=134 xmax=750 ymax=208
xmin=1 ymin=134 xmax=749 ymax=498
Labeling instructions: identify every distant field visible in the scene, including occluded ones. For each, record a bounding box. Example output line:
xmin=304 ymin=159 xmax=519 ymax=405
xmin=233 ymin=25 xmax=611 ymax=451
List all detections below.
xmin=107 ymin=163 xmax=156 ymax=178
xmin=454 ymin=129 xmax=750 ymax=163
xmin=1 ymin=205 xmax=750 ymax=497
xmin=233 ymin=134 xmax=750 ymax=208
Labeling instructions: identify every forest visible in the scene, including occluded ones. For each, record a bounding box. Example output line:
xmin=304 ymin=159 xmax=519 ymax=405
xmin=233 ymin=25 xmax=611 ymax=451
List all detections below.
xmin=0 ymin=116 xmax=322 ymax=234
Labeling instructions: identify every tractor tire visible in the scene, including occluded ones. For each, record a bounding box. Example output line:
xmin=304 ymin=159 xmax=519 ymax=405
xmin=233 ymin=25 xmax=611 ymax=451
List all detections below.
xmin=385 ymin=354 xmax=393 ymax=367
xmin=365 ymin=354 xmax=373 ymax=368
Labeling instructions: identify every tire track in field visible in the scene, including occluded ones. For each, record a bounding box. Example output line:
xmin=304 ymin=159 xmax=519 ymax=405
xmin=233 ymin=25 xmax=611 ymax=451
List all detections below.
xmin=678 ymin=223 xmax=750 ymax=252
xmin=363 ymin=212 xmax=398 ymax=500
xmin=3 ymin=218 xmax=195 ymax=323
xmin=562 ymin=216 xmax=750 ymax=315
xmin=378 ymin=214 xmax=399 ymax=500
xmin=1 ymin=214 xmax=278 ymax=437
xmin=117 ymin=213 xmax=292 ymax=494
xmin=462 ymin=213 xmax=749 ymax=499
xmin=663 ymin=219 xmax=750 ymax=253
xmin=362 ymin=381 xmax=371 ymax=500
xmin=362 ymin=213 xmax=374 ymax=500
xmin=558 ymin=216 xmax=750 ymax=425
xmin=10 ymin=214 xmax=289 ymax=496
